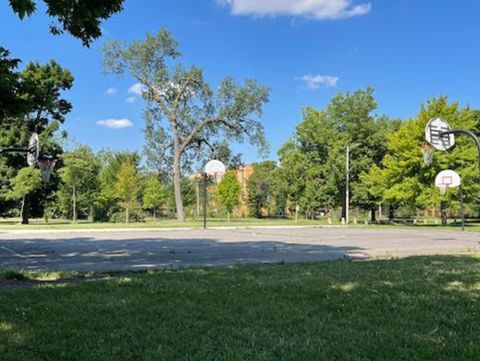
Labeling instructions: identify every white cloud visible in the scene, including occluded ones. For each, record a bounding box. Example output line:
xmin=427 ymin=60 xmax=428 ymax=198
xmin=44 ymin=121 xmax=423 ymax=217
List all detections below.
xmin=125 ymin=96 xmax=136 ymax=104
xmin=105 ymin=87 xmax=117 ymax=96
xmin=298 ymin=74 xmax=339 ymax=89
xmin=96 ymin=118 xmax=133 ymax=129
xmin=217 ymin=0 xmax=371 ymax=20
xmin=128 ymin=83 xmax=146 ymax=96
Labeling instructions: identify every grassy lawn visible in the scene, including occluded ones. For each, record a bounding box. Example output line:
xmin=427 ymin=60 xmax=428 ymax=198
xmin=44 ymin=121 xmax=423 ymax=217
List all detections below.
xmin=0 ymin=216 xmax=477 ymax=231
xmin=1 ymin=256 xmax=480 ymax=360
xmin=0 ymin=217 xmax=334 ymax=230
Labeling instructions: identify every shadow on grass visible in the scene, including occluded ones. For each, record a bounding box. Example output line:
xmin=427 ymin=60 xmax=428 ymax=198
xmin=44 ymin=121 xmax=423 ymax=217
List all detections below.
xmin=1 ymin=255 xmax=480 ymax=360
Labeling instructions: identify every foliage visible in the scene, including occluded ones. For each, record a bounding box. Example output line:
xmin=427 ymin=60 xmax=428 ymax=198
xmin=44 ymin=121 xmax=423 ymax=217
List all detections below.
xmin=247 ymin=161 xmax=278 ymax=218
xmin=6 ymin=167 xmax=42 ymax=201
xmin=216 ymin=170 xmax=241 ymax=220
xmin=94 ymin=150 xmax=140 ymax=221
xmin=143 ymin=174 xmax=166 ymax=218
xmin=115 ymin=162 xmax=142 ymax=223
xmin=0 ymin=60 xmax=73 ymax=220
xmin=371 ymin=97 xmax=480 ymax=215
xmin=0 ymin=48 xmax=26 ymax=121
xmin=8 ymin=0 xmax=124 ymax=46
xmin=277 ymin=88 xmax=399 ymax=219
xmin=103 ymin=29 xmax=270 ymax=221
xmin=57 ymin=146 xmax=99 ymax=221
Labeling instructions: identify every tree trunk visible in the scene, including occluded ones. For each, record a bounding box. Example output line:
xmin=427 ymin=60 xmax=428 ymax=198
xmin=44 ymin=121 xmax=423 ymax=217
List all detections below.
xmin=196 ymin=181 xmax=200 ymax=219
xmin=72 ymin=186 xmax=77 ymax=223
xmin=21 ymin=194 xmax=29 ymax=225
xmin=227 ymin=211 xmax=230 ymax=223
xmin=126 ymin=207 xmax=129 ymax=224
xmin=441 ymin=201 xmax=447 ymax=226
xmin=173 ymin=151 xmax=185 ymax=222
xmin=370 ymin=205 xmax=376 ymax=223
xmin=19 ymin=195 xmax=26 ymax=224
xmin=388 ymin=205 xmax=395 ymax=223
xmin=153 ymin=209 xmax=156 ymax=222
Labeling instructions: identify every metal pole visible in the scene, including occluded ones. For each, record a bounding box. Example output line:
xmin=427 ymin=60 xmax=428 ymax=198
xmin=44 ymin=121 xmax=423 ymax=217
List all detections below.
xmin=460 ymin=187 xmax=465 ymax=231
xmin=203 ymin=173 xmax=208 ymax=230
xmin=346 ymin=146 xmax=350 ymax=224
xmin=441 ymin=129 xmax=480 ymax=177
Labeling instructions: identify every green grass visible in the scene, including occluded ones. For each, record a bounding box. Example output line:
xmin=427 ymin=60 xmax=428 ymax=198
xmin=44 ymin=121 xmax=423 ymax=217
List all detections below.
xmin=0 ymin=217 xmax=336 ymax=230
xmin=0 ymin=216 xmax=478 ymax=231
xmin=2 ymin=256 xmax=480 ymax=360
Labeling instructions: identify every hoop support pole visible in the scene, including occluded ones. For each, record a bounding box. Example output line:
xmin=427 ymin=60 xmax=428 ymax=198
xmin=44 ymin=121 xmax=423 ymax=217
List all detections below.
xmin=441 ymin=129 xmax=480 ymax=177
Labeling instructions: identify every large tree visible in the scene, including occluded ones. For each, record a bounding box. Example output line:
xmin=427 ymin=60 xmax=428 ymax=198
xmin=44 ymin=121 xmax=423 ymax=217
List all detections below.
xmin=8 ymin=0 xmax=124 ymax=46
xmin=216 ymin=170 xmax=241 ymax=222
xmin=278 ymin=88 xmax=397 ymax=220
xmin=367 ymin=97 xmax=480 ymax=222
xmin=103 ymin=29 xmax=270 ymax=221
xmin=143 ymin=174 xmax=166 ymax=221
xmin=6 ymin=167 xmax=42 ymax=223
xmin=115 ymin=162 xmax=142 ymax=224
xmin=0 ymin=60 xmax=73 ymax=221
xmin=57 ymin=146 xmax=99 ymax=221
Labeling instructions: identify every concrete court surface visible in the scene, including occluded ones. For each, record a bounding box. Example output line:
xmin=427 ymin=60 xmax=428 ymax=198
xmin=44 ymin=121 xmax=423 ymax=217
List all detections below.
xmin=0 ymin=227 xmax=479 ymax=272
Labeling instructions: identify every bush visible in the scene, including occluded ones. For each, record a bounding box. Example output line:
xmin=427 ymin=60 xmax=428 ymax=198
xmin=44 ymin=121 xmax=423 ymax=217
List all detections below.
xmin=109 ymin=208 xmax=145 ymax=223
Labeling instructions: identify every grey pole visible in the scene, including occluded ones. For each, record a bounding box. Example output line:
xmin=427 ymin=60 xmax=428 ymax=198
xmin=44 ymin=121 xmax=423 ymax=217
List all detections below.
xmin=203 ymin=173 xmax=208 ymax=230
xmin=346 ymin=145 xmax=350 ymax=225
xmin=460 ymin=186 xmax=465 ymax=231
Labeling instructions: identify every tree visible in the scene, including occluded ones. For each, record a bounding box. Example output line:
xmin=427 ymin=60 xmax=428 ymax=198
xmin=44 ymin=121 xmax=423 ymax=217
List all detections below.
xmin=0 ymin=48 xmax=28 ymax=122
xmin=143 ymin=175 xmax=166 ymax=221
xmin=8 ymin=0 xmax=124 ymax=46
xmin=216 ymin=170 xmax=241 ymax=222
xmin=0 ymin=60 xmax=73 ymax=221
xmin=247 ymin=161 xmax=278 ymax=218
xmin=95 ymin=150 xmax=140 ymax=221
xmin=115 ymin=163 xmax=142 ymax=224
xmin=6 ymin=167 xmax=42 ymax=223
xmin=277 ymin=88 xmax=399 ymax=220
xmin=57 ymin=146 xmax=99 ymax=221
xmin=371 ymin=97 xmax=480 ymax=223
xmin=103 ymin=29 xmax=270 ymax=222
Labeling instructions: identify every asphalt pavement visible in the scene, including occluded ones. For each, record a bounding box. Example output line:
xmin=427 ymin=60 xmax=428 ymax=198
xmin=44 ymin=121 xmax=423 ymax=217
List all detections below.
xmin=0 ymin=227 xmax=479 ymax=271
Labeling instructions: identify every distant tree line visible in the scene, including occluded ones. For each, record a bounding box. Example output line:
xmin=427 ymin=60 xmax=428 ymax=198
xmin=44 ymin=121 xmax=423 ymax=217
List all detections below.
xmin=245 ymin=89 xmax=480 ymax=222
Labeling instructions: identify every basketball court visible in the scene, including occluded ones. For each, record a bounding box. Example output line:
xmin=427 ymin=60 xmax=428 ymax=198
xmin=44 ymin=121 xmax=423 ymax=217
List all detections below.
xmin=0 ymin=227 xmax=479 ymax=272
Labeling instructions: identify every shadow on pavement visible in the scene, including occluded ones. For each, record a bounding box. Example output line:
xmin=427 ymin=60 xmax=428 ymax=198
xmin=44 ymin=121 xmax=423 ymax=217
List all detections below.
xmin=0 ymin=236 xmax=366 ymax=272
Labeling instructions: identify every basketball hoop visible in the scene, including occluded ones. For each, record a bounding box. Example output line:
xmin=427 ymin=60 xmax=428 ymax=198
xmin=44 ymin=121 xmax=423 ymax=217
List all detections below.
xmin=37 ymin=158 xmax=57 ymax=183
xmin=435 ymin=170 xmax=460 ymax=196
xmin=425 ymin=118 xmax=455 ymax=151
xmin=27 ymin=133 xmax=39 ymax=167
xmin=212 ymin=172 xmax=224 ymax=184
xmin=205 ymin=160 xmax=226 ymax=184
xmin=420 ymin=143 xmax=435 ymax=165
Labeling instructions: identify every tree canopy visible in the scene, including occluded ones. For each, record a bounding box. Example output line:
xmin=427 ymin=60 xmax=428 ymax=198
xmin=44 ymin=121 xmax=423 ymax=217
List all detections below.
xmin=103 ymin=29 xmax=270 ymax=221
xmin=9 ymin=0 xmax=125 ymax=46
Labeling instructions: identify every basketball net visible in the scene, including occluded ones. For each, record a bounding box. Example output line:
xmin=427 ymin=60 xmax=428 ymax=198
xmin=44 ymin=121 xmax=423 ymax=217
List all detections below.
xmin=421 ymin=144 xmax=434 ymax=166
xmin=38 ymin=159 xmax=57 ymax=183
xmin=212 ymin=172 xmax=224 ymax=184
xmin=438 ymin=185 xmax=448 ymax=195
xmin=438 ymin=176 xmax=453 ymax=195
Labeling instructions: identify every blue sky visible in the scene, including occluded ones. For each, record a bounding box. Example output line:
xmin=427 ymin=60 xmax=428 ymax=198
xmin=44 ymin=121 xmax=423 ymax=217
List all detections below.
xmin=1 ymin=0 xmax=479 ymax=164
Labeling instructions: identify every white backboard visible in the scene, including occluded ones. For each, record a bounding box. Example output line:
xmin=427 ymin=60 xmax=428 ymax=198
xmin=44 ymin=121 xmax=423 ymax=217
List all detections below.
xmin=205 ymin=159 xmax=226 ymax=176
xmin=425 ymin=118 xmax=455 ymax=151
xmin=27 ymin=133 xmax=39 ymax=167
xmin=435 ymin=169 xmax=461 ymax=188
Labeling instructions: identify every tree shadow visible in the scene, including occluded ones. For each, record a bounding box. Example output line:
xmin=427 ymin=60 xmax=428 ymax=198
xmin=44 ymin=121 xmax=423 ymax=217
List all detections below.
xmin=0 ymin=236 xmax=366 ymax=272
